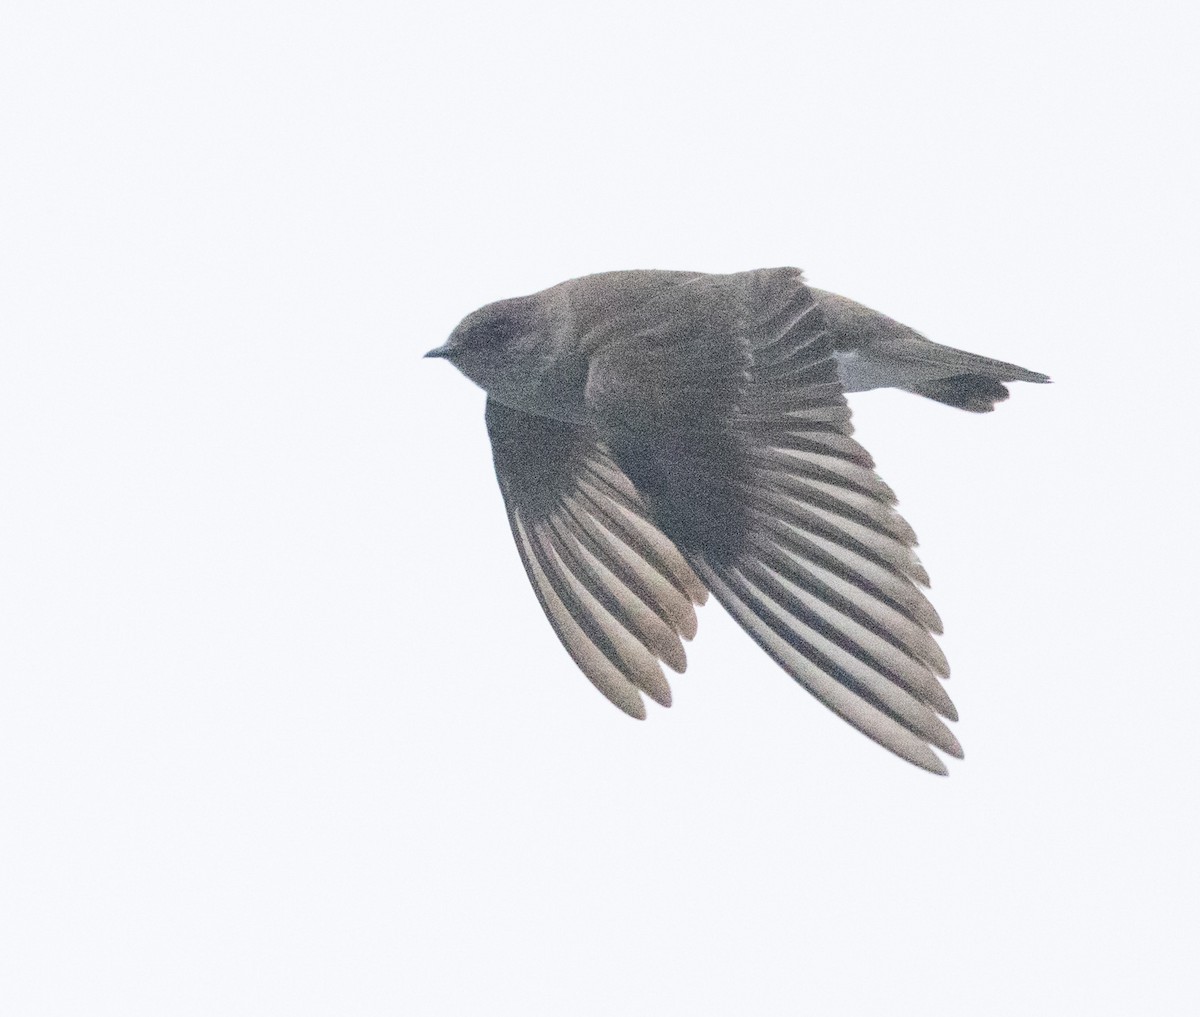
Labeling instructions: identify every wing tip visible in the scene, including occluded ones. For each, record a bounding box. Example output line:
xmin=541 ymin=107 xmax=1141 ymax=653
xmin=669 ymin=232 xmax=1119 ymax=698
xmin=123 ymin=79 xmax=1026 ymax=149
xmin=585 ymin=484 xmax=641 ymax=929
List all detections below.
xmin=880 ymin=738 xmax=952 ymax=776
xmin=613 ymin=693 xmax=648 ymax=720
xmin=926 ymin=756 xmax=951 ymax=777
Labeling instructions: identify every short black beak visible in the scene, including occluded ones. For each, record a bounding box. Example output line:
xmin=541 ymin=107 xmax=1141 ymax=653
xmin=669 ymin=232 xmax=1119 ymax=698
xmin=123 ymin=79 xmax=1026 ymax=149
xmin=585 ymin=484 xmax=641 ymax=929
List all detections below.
xmin=423 ymin=343 xmax=452 ymax=359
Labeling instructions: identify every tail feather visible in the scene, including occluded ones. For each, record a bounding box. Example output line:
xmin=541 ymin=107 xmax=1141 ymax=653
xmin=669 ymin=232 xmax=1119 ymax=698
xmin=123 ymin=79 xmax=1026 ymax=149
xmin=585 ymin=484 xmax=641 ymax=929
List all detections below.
xmin=905 ymin=375 xmax=1014 ymax=413
xmin=887 ymin=342 xmax=1050 ymax=386
xmin=810 ymin=288 xmax=1051 ymax=412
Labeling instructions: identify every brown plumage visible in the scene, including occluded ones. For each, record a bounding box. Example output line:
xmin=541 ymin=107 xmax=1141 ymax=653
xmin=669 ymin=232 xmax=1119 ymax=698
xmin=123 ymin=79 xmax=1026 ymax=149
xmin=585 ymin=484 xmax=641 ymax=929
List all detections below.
xmin=427 ymin=268 xmax=1049 ymax=773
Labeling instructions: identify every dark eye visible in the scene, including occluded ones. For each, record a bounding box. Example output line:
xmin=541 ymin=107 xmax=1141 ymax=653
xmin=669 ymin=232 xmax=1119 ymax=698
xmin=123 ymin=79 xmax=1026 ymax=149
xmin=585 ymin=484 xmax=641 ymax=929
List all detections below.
xmin=453 ymin=298 xmax=532 ymax=354
xmin=487 ymin=314 xmax=521 ymax=345
xmin=461 ymin=313 xmax=519 ymax=351
xmin=456 ymin=325 xmax=495 ymax=352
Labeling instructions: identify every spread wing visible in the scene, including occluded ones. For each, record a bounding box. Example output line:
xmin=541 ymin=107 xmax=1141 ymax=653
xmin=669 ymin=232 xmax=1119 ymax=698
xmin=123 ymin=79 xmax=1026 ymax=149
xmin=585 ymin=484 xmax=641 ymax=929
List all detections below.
xmin=485 ymin=398 xmax=708 ymax=719
xmin=585 ymin=268 xmax=961 ymax=773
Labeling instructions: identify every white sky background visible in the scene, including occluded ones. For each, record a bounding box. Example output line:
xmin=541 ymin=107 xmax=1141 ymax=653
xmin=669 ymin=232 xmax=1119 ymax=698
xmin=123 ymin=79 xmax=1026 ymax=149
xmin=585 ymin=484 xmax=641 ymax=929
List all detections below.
xmin=2 ymin=1 xmax=1197 ymax=1014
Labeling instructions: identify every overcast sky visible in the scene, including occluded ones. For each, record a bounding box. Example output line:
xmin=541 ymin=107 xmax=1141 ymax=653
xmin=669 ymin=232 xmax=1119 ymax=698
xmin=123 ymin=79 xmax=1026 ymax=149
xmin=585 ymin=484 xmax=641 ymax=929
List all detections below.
xmin=3 ymin=2 xmax=1198 ymax=1014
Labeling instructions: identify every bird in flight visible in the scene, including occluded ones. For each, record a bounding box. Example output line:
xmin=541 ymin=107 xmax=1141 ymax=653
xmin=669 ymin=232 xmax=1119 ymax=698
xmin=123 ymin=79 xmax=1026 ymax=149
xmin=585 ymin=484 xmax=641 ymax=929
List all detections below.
xmin=426 ymin=268 xmax=1048 ymax=773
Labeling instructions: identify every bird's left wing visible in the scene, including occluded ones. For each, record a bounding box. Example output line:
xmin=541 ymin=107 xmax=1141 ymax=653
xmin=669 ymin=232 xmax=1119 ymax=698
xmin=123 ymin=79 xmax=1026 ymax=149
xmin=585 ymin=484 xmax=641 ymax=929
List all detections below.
xmin=485 ymin=398 xmax=708 ymax=718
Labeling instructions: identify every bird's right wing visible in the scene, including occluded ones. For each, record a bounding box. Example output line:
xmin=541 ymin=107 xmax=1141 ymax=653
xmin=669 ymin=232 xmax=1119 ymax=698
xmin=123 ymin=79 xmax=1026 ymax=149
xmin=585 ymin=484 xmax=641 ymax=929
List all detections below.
xmin=585 ymin=269 xmax=961 ymax=773
xmin=485 ymin=398 xmax=708 ymax=718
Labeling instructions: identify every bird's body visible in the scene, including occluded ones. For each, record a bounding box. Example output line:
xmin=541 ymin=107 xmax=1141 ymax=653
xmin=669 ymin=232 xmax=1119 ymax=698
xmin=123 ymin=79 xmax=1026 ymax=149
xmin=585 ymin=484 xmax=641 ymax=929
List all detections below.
xmin=427 ymin=268 xmax=1048 ymax=773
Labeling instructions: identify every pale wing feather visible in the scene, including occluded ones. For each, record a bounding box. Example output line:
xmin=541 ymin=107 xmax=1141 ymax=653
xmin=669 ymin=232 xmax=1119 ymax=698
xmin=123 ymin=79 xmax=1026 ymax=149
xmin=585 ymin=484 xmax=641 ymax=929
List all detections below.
xmin=488 ymin=399 xmax=705 ymax=717
xmin=581 ymin=268 xmax=961 ymax=771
